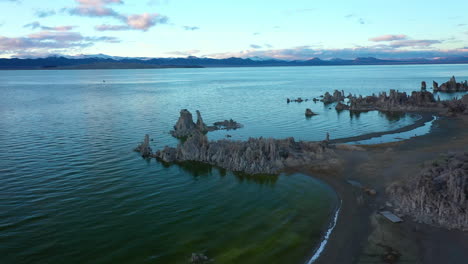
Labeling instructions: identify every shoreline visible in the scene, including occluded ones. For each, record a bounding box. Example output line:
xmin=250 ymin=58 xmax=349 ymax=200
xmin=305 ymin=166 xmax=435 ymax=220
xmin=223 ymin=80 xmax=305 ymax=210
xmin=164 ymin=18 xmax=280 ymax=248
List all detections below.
xmin=298 ymin=114 xmax=468 ymax=264
xmin=329 ymin=111 xmax=435 ymax=144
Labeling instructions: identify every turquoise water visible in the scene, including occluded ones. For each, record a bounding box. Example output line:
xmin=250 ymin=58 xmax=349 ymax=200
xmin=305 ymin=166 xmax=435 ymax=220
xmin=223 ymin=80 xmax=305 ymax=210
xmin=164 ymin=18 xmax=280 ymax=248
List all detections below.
xmin=1 ymin=64 xmax=467 ymax=264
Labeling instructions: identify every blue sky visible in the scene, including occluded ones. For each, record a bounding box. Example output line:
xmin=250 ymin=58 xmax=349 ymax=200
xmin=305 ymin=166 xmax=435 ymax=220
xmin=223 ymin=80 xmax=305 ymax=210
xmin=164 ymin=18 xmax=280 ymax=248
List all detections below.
xmin=0 ymin=0 xmax=467 ymax=59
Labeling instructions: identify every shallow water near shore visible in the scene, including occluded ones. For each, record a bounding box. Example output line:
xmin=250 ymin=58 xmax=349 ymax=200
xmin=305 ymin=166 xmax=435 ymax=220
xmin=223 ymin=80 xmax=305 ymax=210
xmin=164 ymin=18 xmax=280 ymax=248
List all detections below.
xmin=1 ymin=64 xmax=468 ymax=263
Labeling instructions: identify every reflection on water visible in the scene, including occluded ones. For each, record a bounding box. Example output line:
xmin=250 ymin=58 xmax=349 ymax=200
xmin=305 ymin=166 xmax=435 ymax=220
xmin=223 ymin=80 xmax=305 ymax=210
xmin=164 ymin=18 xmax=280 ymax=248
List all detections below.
xmin=161 ymin=160 xmax=280 ymax=185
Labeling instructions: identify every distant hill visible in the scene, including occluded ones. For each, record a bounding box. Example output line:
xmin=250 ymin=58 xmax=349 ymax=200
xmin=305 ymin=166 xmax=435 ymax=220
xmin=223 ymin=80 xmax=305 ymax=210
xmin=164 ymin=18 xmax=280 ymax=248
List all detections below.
xmin=0 ymin=55 xmax=467 ymax=70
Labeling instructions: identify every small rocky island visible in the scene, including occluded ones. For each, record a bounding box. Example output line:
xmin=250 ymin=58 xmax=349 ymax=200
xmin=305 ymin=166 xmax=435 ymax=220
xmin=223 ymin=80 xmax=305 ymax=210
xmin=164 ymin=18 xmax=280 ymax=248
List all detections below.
xmin=433 ymin=76 xmax=468 ymax=92
xmin=170 ymin=109 xmax=243 ymax=138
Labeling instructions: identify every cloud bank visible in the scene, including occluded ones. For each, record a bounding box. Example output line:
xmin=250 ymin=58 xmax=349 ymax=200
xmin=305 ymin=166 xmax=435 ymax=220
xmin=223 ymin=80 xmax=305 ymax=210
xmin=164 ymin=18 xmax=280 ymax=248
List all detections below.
xmin=68 ymin=0 xmax=168 ymax=31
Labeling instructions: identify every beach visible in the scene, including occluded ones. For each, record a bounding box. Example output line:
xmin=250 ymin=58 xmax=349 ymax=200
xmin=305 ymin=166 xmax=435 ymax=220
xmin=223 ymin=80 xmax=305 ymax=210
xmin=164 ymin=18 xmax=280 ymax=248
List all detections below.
xmin=300 ymin=113 xmax=468 ymax=264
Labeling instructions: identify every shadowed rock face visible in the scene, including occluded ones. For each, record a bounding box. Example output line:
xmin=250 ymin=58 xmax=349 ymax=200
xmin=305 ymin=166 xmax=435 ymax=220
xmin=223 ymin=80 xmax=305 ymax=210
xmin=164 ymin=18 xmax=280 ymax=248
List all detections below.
xmin=433 ymin=76 xmax=468 ymax=92
xmin=155 ymin=132 xmax=338 ymax=175
xmin=388 ymin=152 xmax=468 ymax=231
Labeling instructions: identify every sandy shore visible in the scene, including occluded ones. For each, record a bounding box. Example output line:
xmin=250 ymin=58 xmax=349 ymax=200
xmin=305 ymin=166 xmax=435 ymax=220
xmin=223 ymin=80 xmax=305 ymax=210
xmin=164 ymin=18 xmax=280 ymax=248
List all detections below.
xmin=298 ymin=113 xmax=468 ymax=264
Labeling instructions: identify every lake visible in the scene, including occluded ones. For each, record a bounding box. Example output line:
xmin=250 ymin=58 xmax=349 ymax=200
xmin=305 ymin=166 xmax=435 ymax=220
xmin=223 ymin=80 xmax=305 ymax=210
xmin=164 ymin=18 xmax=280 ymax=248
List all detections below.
xmin=1 ymin=64 xmax=467 ymax=263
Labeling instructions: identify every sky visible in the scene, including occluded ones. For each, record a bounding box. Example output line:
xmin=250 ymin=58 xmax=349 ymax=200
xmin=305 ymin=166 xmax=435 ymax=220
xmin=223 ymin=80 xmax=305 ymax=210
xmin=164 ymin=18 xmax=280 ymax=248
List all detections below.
xmin=0 ymin=0 xmax=467 ymax=60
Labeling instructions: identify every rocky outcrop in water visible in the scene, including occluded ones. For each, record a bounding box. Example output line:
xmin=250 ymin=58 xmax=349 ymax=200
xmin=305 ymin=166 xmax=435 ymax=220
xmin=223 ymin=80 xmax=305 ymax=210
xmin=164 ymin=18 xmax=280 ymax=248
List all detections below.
xmin=213 ymin=119 xmax=243 ymax=130
xmin=170 ymin=109 xmax=243 ymax=138
xmin=335 ymin=102 xmax=350 ymax=111
xmin=155 ymin=132 xmax=338 ymax=175
xmin=287 ymin=97 xmax=309 ymax=103
xmin=433 ymin=76 xmax=468 ymax=92
xmin=387 ymin=152 xmax=468 ymax=230
xmin=134 ymin=134 xmax=152 ymax=158
xmin=333 ymin=90 xmax=437 ymax=112
xmin=322 ymin=90 xmax=345 ymax=104
xmin=305 ymin=108 xmax=318 ymax=117
xmin=171 ymin=109 xmax=204 ymax=138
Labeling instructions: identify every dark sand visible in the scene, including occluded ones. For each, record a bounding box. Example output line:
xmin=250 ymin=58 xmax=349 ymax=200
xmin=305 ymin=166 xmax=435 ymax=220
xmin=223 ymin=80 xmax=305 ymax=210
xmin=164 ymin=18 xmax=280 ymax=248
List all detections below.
xmin=299 ymin=114 xmax=468 ymax=264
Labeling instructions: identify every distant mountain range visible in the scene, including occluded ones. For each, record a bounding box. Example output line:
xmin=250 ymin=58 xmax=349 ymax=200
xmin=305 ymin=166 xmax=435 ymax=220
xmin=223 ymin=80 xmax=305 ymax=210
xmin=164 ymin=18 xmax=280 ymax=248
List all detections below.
xmin=1 ymin=55 xmax=468 ymax=70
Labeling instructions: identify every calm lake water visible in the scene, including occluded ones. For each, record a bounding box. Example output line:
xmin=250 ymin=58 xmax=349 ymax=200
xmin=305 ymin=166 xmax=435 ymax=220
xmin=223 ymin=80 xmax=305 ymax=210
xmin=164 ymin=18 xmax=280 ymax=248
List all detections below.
xmin=1 ymin=64 xmax=467 ymax=264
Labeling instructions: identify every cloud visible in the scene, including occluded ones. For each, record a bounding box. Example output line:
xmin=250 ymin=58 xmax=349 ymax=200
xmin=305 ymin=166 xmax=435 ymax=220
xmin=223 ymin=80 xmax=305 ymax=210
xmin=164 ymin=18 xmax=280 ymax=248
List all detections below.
xmin=68 ymin=0 xmax=168 ymax=31
xmin=0 ymin=30 xmax=120 ymax=56
xmin=95 ymin=24 xmax=129 ymax=31
xmin=68 ymin=0 xmax=123 ymax=17
xmin=183 ymin=26 xmax=199 ymax=31
xmin=369 ymin=34 xmax=408 ymax=42
xmin=388 ymin=39 xmax=442 ymax=48
xmin=207 ymin=42 xmax=466 ymax=61
xmin=35 ymin=9 xmax=56 ymax=18
xmin=24 ymin=22 xmax=76 ymax=32
xmin=457 ymin=24 xmax=466 ymax=27
xmin=24 ymin=22 xmax=41 ymax=30
xmin=95 ymin=13 xmax=168 ymax=31
xmin=165 ymin=49 xmax=200 ymax=57
xmin=125 ymin=13 xmax=168 ymax=30
xmin=250 ymin=44 xmax=262 ymax=49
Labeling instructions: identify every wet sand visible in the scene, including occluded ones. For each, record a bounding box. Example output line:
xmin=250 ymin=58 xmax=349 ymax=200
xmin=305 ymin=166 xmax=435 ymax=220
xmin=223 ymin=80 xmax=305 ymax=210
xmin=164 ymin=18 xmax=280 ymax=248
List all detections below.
xmin=300 ymin=113 xmax=468 ymax=264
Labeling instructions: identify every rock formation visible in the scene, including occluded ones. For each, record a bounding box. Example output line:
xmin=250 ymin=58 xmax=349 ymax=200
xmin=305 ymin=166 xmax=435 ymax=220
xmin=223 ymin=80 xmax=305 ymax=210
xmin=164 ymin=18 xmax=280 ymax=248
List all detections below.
xmin=334 ymin=90 xmax=438 ymax=112
xmin=134 ymin=134 xmax=152 ymax=158
xmin=213 ymin=119 xmax=243 ymax=130
xmin=155 ymin=132 xmax=338 ymax=175
xmin=287 ymin=97 xmax=308 ymax=103
xmin=305 ymin=108 xmax=317 ymax=117
xmin=170 ymin=109 xmax=203 ymax=138
xmin=321 ymin=90 xmax=345 ymax=104
xmin=335 ymin=102 xmax=350 ymax=111
xmin=433 ymin=76 xmax=468 ymax=92
xmin=170 ymin=109 xmax=243 ymax=138
xmin=387 ymin=152 xmax=468 ymax=230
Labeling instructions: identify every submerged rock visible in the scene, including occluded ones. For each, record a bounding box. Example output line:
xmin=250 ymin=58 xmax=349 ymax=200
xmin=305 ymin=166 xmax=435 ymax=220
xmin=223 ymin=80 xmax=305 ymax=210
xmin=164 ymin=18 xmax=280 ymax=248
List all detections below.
xmin=155 ymin=132 xmax=338 ymax=175
xmin=189 ymin=253 xmax=212 ymax=264
xmin=305 ymin=108 xmax=317 ymax=117
xmin=387 ymin=152 xmax=468 ymax=231
xmin=287 ymin=97 xmax=305 ymax=103
xmin=213 ymin=119 xmax=243 ymax=130
xmin=134 ymin=134 xmax=152 ymax=158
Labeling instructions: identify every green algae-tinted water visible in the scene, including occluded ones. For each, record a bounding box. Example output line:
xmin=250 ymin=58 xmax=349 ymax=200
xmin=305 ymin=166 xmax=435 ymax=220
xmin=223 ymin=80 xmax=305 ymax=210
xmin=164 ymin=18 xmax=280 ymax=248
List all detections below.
xmin=1 ymin=159 xmax=338 ymax=264
xmin=1 ymin=65 xmax=467 ymax=263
